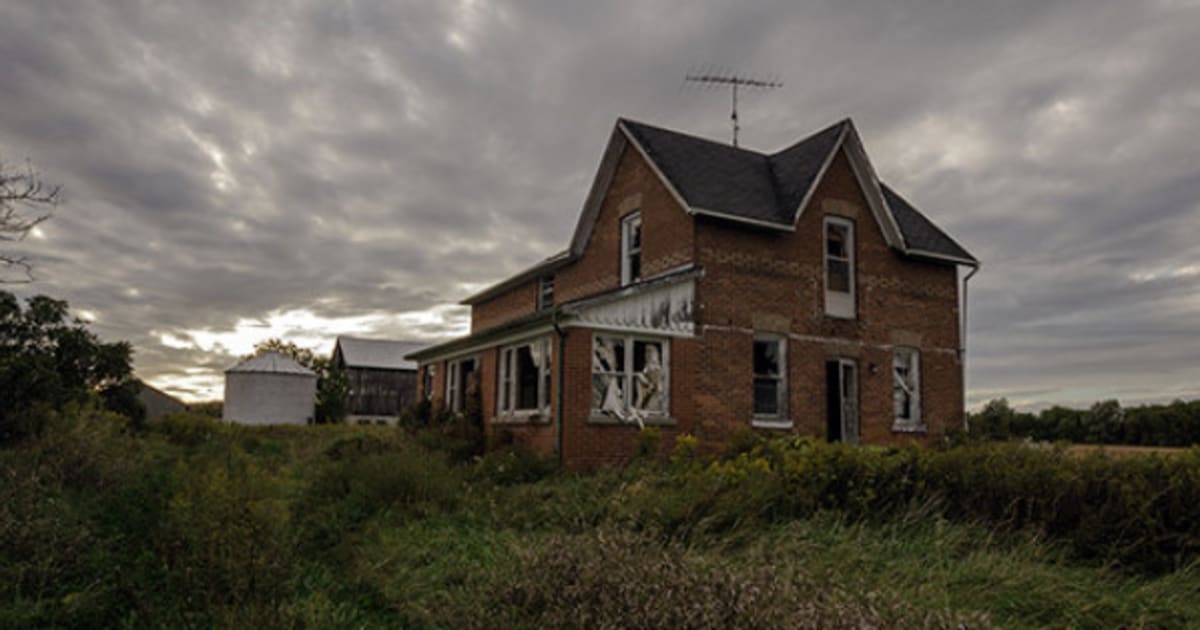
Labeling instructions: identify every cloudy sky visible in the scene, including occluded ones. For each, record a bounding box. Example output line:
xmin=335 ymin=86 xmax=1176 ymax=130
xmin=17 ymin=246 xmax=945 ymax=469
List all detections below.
xmin=2 ymin=0 xmax=1198 ymax=408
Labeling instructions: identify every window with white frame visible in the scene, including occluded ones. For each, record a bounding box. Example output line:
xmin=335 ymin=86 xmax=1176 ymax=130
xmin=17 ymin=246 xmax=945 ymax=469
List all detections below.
xmin=752 ymin=334 xmax=787 ymax=421
xmin=497 ymin=338 xmax=552 ymax=415
xmin=893 ymin=347 xmax=922 ymax=429
xmin=445 ymin=360 xmax=460 ymax=411
xmin=824 ymin=216 xmax=855 ymax=318
xmin=538 ymin=275 xmax=555 ymax=311
xmin=592 ymin=335 xmax=667 ymax=420
xmin=445 ymin=357 xmax=476 ymax=413
xmin=620 ymin=212 xmax=642 ymax=286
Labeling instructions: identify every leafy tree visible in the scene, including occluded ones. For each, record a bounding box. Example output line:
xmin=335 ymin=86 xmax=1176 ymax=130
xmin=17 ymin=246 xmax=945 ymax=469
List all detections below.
xmin=0 ymin=291 xmax=135 ymax=442
xmin=250 ymin=338 xmax=348 ymax=424
xmin=1 ymin=161 xmax=58 ymax=283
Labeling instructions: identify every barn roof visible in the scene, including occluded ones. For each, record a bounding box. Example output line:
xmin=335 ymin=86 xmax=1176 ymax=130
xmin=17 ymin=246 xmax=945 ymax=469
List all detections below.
xmin=226 ymin=351 xmax=316 ymax=376
xmin=335 ymin=336 xmax=425 ymax=370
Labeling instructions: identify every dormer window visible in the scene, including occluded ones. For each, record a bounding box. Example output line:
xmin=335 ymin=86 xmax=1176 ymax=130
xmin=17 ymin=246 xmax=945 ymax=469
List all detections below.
xmin=538 ymin=275 xmax=555 ymax=311
xmin=824 ymin=216 xmax=855 ymax=318
xmin=620 ymin=212 xmax=642 ymax=286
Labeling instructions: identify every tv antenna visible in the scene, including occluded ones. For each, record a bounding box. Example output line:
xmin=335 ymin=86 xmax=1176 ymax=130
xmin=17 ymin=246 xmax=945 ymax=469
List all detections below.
xmin=685 ymin=68 xmax=782 ymax=147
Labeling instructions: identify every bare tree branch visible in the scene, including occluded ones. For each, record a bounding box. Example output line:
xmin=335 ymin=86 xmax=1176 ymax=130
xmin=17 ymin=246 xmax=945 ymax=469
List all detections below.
xmin=1 ymin=160 xmax=59 ymax=283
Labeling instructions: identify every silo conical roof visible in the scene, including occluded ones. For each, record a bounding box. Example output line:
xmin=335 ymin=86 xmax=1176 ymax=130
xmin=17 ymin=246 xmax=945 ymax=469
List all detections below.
xmin=225 ymin=350 xmax=316 ymax=375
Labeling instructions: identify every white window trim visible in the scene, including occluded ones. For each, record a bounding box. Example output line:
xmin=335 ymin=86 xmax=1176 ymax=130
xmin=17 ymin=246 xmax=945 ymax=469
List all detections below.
xmin=892 ymin=347 xmax=924 ymax=432
xmin=823 ymin=215 xmax=856 ymax=319
xmin=496 ymin=338 xmax=552 ymax=418
xmin=752 ymin=333 xmax=790 ymax=427
xmin=620 ymin=211 xmax=642 ymax=287
xmin=537 ymin=275 xmax=555 ymax=311
xmin=445 ymin=356 xmax=478 ymax=413
xmin=591 ymin=333 xmax=670 ymax=421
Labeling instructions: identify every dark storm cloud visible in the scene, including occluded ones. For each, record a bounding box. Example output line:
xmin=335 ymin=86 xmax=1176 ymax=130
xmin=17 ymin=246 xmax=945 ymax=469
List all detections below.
xmin=1 ymin=0 xmax=1198 ymax=403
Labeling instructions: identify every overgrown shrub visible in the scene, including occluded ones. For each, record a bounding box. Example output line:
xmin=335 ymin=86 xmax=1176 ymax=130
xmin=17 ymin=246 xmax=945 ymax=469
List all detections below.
xmin=406 ymin=392 xmax=485 ymax=463
xmin=472 ymin=445 xmax=557 ymax=486
xmin=295 ymin=447 xmax=463 ymax=553
xmin=471 ymin=528 xmax=983 ymax=629
xmin=638 ymin=437 xmax=1200 ymax=572
xmin=151 ymin=411 xmax=227 ymax=448
xmin=635 ymin=426 xmax=662 ymax=460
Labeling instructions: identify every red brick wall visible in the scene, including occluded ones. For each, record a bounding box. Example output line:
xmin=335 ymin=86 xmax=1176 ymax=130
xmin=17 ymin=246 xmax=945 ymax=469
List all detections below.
xmin=446 ymin=138 xmax=964 ymax=468
xmin=468 ymin=140 xmax=696 ymax=326
xmin=555 ymin=327 xmax=697 ymax=470
xmin=471 ymin=280 xmax=538 ymax=333
xmin=692 ymin=148 xmax=963 ymax=446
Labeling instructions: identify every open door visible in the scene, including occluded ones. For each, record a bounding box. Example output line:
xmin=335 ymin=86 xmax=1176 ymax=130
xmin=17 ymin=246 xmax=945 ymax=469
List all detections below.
xmin=825 ymin=358 xmax=859 ymax=444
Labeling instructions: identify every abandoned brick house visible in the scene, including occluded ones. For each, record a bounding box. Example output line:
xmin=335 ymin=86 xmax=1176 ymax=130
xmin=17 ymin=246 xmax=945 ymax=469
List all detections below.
xmin=407 ymin=117 xmax=978 ymax=469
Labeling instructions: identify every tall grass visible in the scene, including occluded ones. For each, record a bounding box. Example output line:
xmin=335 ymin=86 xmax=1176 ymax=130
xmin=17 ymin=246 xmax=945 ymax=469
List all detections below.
xmin=4 ymin=408 xmax=1200 ymax=628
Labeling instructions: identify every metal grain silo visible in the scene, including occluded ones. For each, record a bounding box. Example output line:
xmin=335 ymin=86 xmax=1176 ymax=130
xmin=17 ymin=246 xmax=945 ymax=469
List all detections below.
xmin=222 ymin=351 xmax=317 ymax=425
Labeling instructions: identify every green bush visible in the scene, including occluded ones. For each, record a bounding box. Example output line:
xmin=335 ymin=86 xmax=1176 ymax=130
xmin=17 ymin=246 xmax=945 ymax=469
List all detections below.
xmin=640 ymin=437 xmax=1200 ymax=572
xmin=295 ymin=447 xmax=463 ymax=553
xmin=151 ymin=411 xmax=227 ymax=448
xmin=471 ymin=528 xmax=982 ymax=629
xmin=472 ymin=445 xmax=557 ymax=486
xmin=634 ymin=426 xmax=662 ymax=460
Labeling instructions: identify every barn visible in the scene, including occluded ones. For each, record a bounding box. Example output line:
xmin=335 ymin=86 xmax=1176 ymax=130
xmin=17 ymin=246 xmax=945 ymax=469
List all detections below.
xmin=333 ymin=336 xmax=424 ymax=425
xmin=222 ymin=351 xmax=317 ymax=425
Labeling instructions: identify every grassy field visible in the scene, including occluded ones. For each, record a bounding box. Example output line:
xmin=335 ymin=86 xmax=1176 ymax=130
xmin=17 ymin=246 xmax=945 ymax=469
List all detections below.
xmin=3 ymin=408 xmax=1199 ymax=628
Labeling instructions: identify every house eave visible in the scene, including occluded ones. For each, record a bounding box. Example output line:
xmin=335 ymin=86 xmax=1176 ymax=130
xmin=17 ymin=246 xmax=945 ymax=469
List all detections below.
xmin=405 ymin=310 xmax=560 ymax=363
xmin=459 ymin=251 xmax=572 ymax=305
xmin=902 ymin=248 xmax=980 ymax=267
xmin=689 ymin=207 xmax=794 ymax=232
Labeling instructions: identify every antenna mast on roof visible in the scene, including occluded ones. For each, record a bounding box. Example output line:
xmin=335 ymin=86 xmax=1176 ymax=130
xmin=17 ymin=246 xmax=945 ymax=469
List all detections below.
xmin=685 ymin=67 xmax=781 ymax=147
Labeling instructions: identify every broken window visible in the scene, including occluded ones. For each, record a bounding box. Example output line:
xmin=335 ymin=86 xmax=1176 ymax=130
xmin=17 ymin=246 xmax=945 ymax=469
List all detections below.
xmin=592 ymin=334 xmax=667 ymax=421
xmin=538 ymin=275 xmax=555 ymax=311
xmin=422 ymin=365 xmax=434 ymax=401
xmin=621 ymin=212 xmax=642 ymax=286
xmin=824 ymin=216 xmax=855 ymax=318
xmin=753 ymin=335 xmax=787 ymax=419
xmin=445 ymin=357 xmax=476 ymax=413
xmin=893 ymin=347 xmax=922 ymax=429
xmin=498 ymin=338 xmax=551 ymax=415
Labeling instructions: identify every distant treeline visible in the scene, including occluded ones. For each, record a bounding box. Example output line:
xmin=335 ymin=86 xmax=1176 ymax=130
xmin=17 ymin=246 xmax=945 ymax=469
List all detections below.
xmin=968 ymin=398 xmax=1200 ymax=446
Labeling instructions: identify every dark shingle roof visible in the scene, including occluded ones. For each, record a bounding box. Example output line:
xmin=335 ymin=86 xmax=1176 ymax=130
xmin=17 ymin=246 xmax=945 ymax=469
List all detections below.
xmin=881 ymin=185 xmax=976 ymax=263
xmin=620 ymin=117 xmax=976 ymax=263
xmin=621 ymin=120 xmax=782 ymax=224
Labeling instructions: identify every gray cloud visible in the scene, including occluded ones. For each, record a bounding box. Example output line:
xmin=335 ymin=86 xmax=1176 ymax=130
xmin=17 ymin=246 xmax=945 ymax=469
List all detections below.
xmin=1 ymin=0 xmax=1198 ymax=405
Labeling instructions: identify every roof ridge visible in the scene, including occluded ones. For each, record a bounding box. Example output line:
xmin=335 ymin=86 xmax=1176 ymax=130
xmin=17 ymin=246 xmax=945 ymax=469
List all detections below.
xmin=619 ymin=117 xmax=770 ymax=157
xmin=767 ymin=118 xmax=851 ymax=158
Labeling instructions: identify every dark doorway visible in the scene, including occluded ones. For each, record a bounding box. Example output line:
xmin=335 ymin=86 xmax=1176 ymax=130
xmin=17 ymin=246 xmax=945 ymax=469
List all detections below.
xmin=825 ymin=358 xmax=859 ymax=444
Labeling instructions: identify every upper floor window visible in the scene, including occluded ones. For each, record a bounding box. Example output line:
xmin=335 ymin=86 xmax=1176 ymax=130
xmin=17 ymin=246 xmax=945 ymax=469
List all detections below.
xmin=620 ymin=212 xmax=642 ymax=286
xmin=752 ymin=334 xmax=787 ymax=423
xmin=538 ymin=275 xmax=555 ymax=311
xmin=892 ymin=347 xmax=922 ymax=430
xmin=824 ymin=216 xmax=855 ymax=318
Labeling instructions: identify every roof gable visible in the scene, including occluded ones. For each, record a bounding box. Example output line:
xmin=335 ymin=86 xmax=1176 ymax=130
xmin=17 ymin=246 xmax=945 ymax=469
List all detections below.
xmin=464 ymin=116 xmax=977 ymax=305
xmin=616 ymin=117 xmax=973 ymax=264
